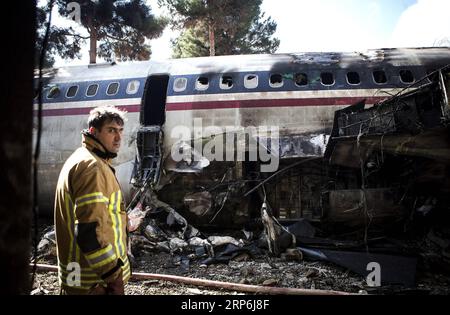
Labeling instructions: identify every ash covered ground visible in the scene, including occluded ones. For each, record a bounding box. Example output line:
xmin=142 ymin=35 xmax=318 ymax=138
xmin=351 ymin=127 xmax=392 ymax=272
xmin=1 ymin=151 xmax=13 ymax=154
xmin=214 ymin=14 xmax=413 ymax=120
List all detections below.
xmin=31 ymin=218 xmax=450 ymax=295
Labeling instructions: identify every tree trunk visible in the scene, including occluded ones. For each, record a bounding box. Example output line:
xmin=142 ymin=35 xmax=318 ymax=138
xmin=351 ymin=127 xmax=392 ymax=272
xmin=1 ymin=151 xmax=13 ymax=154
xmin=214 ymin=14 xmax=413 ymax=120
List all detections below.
xmin=1 ymin=0 xmax=34 ymax=294
xmin=208 ymin=20 xmax=215 ymax=56
xmin=89 ymin=28 xmax=97 ymax=64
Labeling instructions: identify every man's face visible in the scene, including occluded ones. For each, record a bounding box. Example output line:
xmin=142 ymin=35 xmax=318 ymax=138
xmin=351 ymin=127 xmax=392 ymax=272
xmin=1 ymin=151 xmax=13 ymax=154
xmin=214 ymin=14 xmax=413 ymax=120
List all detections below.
xmin=90 ymin=120 xmax=124 ymax=154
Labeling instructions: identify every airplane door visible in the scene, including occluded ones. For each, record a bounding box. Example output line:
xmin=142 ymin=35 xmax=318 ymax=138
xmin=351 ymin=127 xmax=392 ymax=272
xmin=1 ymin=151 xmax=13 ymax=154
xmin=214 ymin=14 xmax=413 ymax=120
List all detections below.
xmin=141 ymin=74 xmax=169 ymax=126
xmin=133 ymin=74 xmax=169 ymax=189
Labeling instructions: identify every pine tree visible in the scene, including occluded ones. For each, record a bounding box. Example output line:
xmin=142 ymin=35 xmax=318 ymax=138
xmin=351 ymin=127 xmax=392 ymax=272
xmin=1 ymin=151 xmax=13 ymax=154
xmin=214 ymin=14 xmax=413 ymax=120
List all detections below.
xmin=43 ymin=0 xmax=168 ymax=64
xmin=35 ymin=5 xmax=84 ymax=67
xmin=160 ymin=0 xmax=279 ymax=57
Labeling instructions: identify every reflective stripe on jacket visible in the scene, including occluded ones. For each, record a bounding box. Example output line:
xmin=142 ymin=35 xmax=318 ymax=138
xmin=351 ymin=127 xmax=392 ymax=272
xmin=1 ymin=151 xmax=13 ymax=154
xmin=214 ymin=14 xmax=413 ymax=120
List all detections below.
xmin=54 ymin=132 xmax=130 ymax=292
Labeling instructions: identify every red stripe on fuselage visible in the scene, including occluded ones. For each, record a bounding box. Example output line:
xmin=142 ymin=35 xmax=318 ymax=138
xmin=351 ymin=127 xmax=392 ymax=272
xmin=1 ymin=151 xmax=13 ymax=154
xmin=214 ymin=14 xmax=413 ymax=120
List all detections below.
xmin=37 ymin=96 xmax=387 ymax=117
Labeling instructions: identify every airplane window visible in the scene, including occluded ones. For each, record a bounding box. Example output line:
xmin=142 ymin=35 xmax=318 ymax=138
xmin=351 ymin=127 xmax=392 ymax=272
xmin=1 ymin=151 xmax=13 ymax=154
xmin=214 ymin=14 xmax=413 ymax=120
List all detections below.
xmin=107 ymin=82 xmax=119 ymax=95
xmin=320 ymin=72 xmax=334 ymax=85
xmin=66 ymin=85 xmax=78 ymax=98
xmin=244 ymin=74 xmax=258 ymax=89
xmin=270 ymin=74 xmax=283 ymax=88
xmin=346 ymin=72 xmax=360 ymax=85
xmin=173 ymin=77 xmax=187 ymax=92
xmin=373 ymin=70 xmax=387 ymax=84
xmin=46 ymin=86 xmax=60 ymax=99
xmin=126 ymin=80 xmax=140 ymax=94
xmin=220 ymin=75 xmax=233 ymax=90
xmin=86 ymin=84 xmax=98 ymax=97
xmin=294 ymin=73 xmax=308 ymax=86
xmin=400 ymin=69 xmax=415 ymax=83
xmin=196 ymin=77 xmax=209 ymax=90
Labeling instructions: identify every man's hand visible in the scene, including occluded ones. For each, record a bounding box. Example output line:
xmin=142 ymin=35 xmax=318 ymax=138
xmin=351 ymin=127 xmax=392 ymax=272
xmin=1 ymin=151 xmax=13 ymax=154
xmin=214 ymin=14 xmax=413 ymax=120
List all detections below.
xmin=106 ymin=273 xmax=124 ymax=295
xmin=88 ymin=284 xmax=107 ymax=295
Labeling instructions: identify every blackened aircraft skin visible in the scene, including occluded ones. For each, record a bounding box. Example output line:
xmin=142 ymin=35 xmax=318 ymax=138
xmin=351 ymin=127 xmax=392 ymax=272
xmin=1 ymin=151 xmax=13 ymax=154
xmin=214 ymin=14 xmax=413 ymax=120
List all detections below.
xmin=35 ymin=47 xmax=450 ymax=225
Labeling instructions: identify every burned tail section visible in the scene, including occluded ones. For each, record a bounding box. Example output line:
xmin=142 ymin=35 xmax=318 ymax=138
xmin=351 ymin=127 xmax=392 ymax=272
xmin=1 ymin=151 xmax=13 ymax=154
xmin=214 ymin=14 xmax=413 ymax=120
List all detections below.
xmin=322 ymin=65 xmax=450 ymax=234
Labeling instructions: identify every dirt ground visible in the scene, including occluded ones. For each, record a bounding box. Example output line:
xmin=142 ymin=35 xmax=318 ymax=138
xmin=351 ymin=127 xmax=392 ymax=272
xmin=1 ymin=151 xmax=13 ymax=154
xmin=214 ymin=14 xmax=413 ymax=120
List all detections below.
xmin=31 ymin=255 xmax=369 ymax=295
xmin=31 ymin=219 xmax=450 ymax=295
xmin=32 ymin=244 xmax=450 ymax=295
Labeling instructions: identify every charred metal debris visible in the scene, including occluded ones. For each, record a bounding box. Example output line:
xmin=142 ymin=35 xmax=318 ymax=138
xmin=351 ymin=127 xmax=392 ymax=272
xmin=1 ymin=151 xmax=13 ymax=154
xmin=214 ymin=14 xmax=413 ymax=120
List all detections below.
xmin=121 ymin=66 xmax=450 ymax=288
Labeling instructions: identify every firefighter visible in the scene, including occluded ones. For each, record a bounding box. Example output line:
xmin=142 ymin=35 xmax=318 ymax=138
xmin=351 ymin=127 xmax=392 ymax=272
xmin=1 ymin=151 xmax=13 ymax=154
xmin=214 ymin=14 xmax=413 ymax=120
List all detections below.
xmin=54 ymin=105 xmax=130 ymax=294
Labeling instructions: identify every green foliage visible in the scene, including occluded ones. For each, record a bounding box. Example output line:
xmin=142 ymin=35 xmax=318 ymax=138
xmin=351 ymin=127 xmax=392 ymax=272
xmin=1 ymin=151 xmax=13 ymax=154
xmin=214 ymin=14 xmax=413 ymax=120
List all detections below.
xmin=37 ymin=0 xmax=168 ymax=65
xmin=159 ymin=0 xmax=279 ymax=57
xmin=170 ymin=25 xmax=209 ymax=58
xmin=35 ymin=5 xmax=84 ymax=68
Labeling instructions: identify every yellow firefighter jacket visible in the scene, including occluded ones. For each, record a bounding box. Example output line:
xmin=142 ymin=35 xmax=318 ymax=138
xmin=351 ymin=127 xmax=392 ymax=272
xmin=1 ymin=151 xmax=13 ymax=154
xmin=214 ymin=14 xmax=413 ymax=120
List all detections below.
xmin=54 ymin=131 xmax=131 ymax=293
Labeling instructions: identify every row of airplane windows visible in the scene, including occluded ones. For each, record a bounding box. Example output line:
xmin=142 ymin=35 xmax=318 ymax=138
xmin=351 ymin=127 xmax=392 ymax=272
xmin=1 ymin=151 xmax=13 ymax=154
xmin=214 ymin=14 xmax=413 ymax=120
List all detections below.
xmin=46 ymin=80 xmax=141 ymax=99
xmin=47 ymin=68 xmax=416 ymax=99
xmin=173 ymin=69 xmax=416 ymax=92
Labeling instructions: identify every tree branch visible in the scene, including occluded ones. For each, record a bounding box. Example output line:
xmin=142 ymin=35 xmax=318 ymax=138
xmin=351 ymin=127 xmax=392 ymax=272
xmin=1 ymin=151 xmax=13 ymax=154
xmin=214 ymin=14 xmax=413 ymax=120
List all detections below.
xmin=104 ymin=33 xmax=135 ymax=45
xmin=60 ymin=32 xmax=90 ymax=39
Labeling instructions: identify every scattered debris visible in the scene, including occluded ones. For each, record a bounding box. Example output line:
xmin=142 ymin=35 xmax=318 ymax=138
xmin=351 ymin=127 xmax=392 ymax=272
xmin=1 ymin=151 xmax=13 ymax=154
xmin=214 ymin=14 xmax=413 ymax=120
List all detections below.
xmin=34 ymin=226 xmax=56 ymax=261
xmin=184 ymin=191 xmax=213 ymax=216
xmin=127 ymin=202 xmax=148 ymax=232
xmin=207 ymin=236 xmax=241 ymax=247
xmin=300 ymin=247 xmax=417 ymax=286
xmin=260 ymin=202 xmax=296 ymax=256
xmin=281 ymin=248 xmax=303 ymax=262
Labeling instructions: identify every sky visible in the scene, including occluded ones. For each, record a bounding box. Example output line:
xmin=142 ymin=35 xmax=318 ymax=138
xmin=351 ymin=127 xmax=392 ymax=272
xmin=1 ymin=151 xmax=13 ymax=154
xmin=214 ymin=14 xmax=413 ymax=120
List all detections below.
xmin=51 ymin=0 xmax=450 ymax=66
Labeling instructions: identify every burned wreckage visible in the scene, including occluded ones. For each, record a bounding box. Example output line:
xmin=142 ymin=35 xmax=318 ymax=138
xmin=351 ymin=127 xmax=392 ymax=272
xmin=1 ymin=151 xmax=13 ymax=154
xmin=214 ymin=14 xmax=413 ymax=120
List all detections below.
xmin=35 ymin=49 xmax=450 ymax=289
xmin=123 ymin=66 xmax=450 ymax=286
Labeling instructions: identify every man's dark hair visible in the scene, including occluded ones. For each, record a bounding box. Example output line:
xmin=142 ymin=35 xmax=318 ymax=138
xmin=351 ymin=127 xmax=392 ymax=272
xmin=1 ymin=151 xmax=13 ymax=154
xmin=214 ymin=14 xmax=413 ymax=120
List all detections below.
xmin=88 ymin=106 xmax=127 ymax=130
